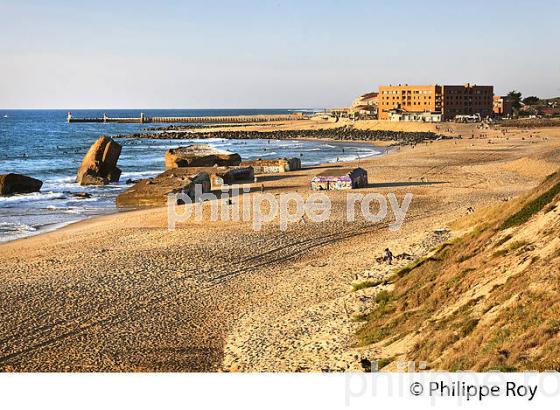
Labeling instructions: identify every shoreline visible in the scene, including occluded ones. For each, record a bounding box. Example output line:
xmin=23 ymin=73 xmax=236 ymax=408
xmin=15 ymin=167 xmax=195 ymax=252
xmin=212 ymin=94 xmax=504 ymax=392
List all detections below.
xmin=2 ymin=121 xmax=560 ymax=371
xmin=0 ymin=207 xmax=135 ymax=246
xmin=0 ymin=136 xmax=387 ymax=245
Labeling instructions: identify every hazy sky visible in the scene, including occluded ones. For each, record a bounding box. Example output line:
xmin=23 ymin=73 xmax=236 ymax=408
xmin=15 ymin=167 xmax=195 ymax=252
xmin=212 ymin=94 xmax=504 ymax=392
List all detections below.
xmin=1 ymin=0 xmax=559 ymax=108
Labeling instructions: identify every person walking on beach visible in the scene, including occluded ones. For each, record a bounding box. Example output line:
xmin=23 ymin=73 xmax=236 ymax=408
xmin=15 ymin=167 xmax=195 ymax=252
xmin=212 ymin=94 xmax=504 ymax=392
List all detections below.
xmin=384 ymin=248 xmax=393 ymax=265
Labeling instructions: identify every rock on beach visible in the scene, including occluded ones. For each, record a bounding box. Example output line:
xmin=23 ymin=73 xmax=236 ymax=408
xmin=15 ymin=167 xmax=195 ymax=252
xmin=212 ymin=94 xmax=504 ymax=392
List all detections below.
xmin=76 ymin=136 xmax=122 ymax=185
xmin=0 ymin=173 xmax=43 ymax=195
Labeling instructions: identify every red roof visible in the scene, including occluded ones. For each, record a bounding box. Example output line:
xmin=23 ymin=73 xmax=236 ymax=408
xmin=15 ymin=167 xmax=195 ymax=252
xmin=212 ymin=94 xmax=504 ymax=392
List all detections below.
xmin=360 ymin=92 xmax=378 ymax=99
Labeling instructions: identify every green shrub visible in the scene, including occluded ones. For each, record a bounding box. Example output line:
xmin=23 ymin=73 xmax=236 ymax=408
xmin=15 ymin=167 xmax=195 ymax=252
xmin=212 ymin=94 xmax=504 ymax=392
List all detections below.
xmin=485 ymin=365 xmax=518 ymax=372
xmin=492 ymin=240 xmax=529 ymax=257
xmin=500 ymin=182 xmax=560 ymax=230
xmin=461 ymin=318 xmax=480 ymax=337
xmin=495 ymin=234 xmax=513 ymax=247
xmin=352 ymin=279 xmax=383 ymax=292
xmin=394 ymin=257 xmax=426 ymax=277
xmin=375 ymin=290 xmax=393 ymax=305
xmin=376 ymin=357 xmax=395 ymax=370
xmin=493 ymin=249 xmax=509 ymax=258
xmin=545 ymin=319 xmax=560 ymax=336
xmin=352 ymin=313 xmax=369 ymax=322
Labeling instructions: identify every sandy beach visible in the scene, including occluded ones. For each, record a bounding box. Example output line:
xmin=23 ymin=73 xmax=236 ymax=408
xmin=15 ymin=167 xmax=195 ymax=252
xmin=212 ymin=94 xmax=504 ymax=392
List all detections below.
xmin=1 ymin=120 xmax=560 ymax=372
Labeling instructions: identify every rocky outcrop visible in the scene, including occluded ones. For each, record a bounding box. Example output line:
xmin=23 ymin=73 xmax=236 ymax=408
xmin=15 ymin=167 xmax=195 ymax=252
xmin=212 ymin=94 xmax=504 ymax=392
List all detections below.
xmin=76 ymin=136 xmax=122 ymax=185
xmin=117 ymin=127 xmax=448 ymax=145
xmin=116 ymin=169 xmax=211 ymax=208
xmin=164 ymin=144 xmax=241 ymax=169
xmin=0 ymin=173 xmax=43 ymax=195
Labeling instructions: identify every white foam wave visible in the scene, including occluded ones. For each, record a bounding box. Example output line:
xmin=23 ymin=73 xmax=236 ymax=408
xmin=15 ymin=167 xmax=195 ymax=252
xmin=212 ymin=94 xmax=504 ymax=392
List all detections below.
xmin=259 ymin=151 xmax=278 ymax=157
xmin=288 ymin=109 xmax=324 ymax=113
xmin=46 ymin=175 xmax=75 ymax=183
xmin=328 ymin=151 xmax=381 ymax=163
xmin=120 ymin=170 xmax=161 ymax=179
xmin=0 ymin=222 xmax=37 ymax=233
xmin=0 ymin=191 xmax=66 ymax=204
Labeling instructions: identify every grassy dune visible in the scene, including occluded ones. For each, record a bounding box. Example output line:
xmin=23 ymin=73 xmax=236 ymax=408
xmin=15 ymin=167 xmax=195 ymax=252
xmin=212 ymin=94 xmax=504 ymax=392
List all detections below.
xmin=357 ymin=171 xmax=560 ymax=371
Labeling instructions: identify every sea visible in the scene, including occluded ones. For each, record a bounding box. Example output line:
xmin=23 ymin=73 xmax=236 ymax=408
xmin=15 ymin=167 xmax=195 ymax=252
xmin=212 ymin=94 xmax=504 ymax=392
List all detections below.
xmin=0 ymin=109 xmax=384 ymax=243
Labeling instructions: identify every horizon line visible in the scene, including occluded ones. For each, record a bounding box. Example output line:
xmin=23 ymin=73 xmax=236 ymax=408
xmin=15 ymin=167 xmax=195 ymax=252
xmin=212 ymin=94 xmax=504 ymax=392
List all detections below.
xmin=0 ymin=107 xmax=325 ymax=111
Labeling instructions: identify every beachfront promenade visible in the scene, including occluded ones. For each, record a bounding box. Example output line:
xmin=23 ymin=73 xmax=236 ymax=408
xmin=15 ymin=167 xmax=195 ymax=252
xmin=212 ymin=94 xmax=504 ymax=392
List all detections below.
xmin=67 ymin=112 xmax=307 ymax=124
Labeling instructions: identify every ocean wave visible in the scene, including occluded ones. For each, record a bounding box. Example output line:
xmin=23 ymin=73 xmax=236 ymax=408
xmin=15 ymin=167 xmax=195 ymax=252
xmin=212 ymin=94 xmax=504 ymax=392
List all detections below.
xmin=288 ymin=109 xmax=324 ymax=113
xmin=0 ymin=191 xmax=66 ymax=204
xmin=46 ymin=175 xmax=75 ymax=183
xmin=0 ymin=221 xmax=37 ymax=233
xmin=357 ymin=150 xmax=383 ymax=158
xmin=120 ymin=170 xmax=161 ymax=179
xmin=43 ymin=182 xmax=80 ymax=191
xmin=0 ymin=218 xmax=87 ymax=243
xmin=258 ymin=151 xmax=278 ymax=157
xmin=195 ymin=137 xmax=227 ymax=143
xmin=151 ymin=137 xmax=226 ymax=143
xmin=327 ymin=151 xmax=381 ymax=163
xmin=46 ymin=205 xmax=88 ymax=214
xmin=276 ymin=142 xmax=303 ymax=148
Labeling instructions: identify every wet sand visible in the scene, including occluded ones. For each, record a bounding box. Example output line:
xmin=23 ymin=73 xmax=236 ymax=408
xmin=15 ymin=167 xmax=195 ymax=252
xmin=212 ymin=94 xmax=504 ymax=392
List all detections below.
xmin=1 ymin=121 xmax=560 ymax=371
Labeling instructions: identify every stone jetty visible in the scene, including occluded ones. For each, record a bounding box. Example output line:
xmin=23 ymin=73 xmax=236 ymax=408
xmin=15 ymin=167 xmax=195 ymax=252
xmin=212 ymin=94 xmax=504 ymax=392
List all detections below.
xmin=116 ymin=127 xmax=447 ymax=145
xmin=67 ymin=112 xmax=306 ymax=124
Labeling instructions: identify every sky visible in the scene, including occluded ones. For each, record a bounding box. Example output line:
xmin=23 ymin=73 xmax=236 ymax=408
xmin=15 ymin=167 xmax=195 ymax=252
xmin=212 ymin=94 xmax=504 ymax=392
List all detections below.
xmin=1 ymin=0 xmax=559 ymax=109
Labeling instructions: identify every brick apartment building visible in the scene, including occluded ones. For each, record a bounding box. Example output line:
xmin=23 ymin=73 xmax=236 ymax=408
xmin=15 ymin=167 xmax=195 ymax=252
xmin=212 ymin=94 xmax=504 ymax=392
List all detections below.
xmin=442 ymin=84 xmax=493 ymax=119
xmin=378 ymin=83 xmax=494 ymax=120
xmin=493 ymin=95 xmax=513 ymax=116
xmin=378 ymin=85 xmax=441 ymax=120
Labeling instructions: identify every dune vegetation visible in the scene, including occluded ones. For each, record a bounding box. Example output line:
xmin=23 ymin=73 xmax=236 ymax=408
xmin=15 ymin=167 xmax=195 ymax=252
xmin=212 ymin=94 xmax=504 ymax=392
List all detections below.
xmin=357 ymin=171 xmax=560 ymax=371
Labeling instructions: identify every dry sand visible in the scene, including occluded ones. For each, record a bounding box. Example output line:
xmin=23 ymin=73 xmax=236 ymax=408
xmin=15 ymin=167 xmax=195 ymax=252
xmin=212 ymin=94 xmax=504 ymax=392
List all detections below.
xmin=1 ymin=121 xmax=560 ymax=372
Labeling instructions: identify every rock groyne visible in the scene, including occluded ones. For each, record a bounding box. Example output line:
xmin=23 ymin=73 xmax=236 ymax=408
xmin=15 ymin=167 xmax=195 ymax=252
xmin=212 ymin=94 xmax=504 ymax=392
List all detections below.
xmin=115 ymin=127 xmax=449 ymax=145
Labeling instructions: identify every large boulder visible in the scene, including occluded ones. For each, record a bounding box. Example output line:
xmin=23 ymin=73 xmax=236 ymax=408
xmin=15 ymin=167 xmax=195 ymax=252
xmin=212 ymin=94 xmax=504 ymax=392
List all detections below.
xmin=116 ymin=169 xmax=211 ymax=208
xmin=0 ymin=173 xmax=43 ymax=195
xmin=164 ymin=144 xmax=241 ymax=169
xmin=77 ymin=136 xmax=122 ymax=185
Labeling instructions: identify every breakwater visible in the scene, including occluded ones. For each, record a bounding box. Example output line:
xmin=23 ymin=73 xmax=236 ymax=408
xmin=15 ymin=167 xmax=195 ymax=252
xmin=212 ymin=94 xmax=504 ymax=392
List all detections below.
xmin=115 ymin=127 xmax=449 ymax=145
xmin=67 ymin=112 xmax=307 ymax=124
